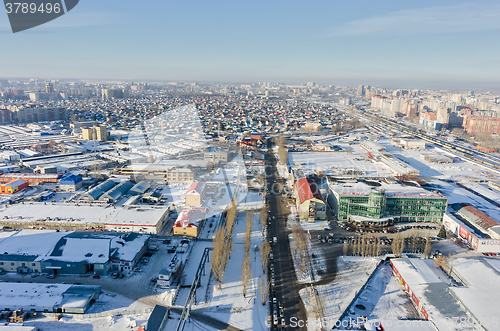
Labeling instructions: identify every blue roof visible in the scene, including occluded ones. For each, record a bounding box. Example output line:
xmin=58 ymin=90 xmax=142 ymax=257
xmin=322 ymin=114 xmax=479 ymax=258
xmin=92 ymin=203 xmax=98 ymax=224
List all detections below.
xmin=59 ymin=174 xmax=83 ymax=185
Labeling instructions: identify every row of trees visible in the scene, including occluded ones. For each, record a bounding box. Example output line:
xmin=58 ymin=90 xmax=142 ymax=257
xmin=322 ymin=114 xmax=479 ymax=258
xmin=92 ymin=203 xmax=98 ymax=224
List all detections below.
xmin=343 ymin=236 xmax=383 ymax=257
xmin=274 ymin=136 xmax=288 ymax=166
xmin=241 ymin=212 xmax=253 ymax=298
xmin=211 ymin=201 xmax=238 ymax=289
xmin=342 ymin=233 xmax=433 ymax=258
xmin=291 ymin=225 xmax=310 ymax=275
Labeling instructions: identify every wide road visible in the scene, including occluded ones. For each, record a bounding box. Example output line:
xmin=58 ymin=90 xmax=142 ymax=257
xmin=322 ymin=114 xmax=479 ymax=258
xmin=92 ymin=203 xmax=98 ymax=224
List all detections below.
xmin=265 ymin=146 xmax=307 ymax=330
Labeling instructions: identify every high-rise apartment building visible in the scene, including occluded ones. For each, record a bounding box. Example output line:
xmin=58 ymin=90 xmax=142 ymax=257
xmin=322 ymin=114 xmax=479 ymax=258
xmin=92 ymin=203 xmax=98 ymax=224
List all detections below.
xmin=45 ymin=83 xmax=54 ymax=93
xmin=81 ymin=125 xmax=108 ymax=141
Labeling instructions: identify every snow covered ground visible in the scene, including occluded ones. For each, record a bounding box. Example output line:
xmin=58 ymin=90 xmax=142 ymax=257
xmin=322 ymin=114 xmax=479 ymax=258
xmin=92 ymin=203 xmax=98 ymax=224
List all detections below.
xmin=338 ymin=261 xmax=422 ymax=330
xmin=299 ymin=256 xmax=379 ymax=331
xmin=173 ymin=211 xmax=268 ymax=331
xmin=17 ymin=291 xmax=151 ymax=331
xmin=375 ymin=137 xmax=499 ymax=181
xmin=288 ymin=225 xmax=327 ymax=284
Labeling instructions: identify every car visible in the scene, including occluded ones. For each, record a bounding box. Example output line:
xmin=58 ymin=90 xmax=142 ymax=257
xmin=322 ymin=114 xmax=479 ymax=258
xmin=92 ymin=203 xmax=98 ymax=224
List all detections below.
xmin=30 ymin=273 xmax=39 ymax=278
xmin=92 ymin=275 xmax=101 ymax=279
xmin=73 ymin=282 xmax=82 ymax=285
xmin=111 ymin=272 xmax=119 ymax=279
xmin=134 ymin=267 xmax=143 ymax=272
xmin=272 ymin=297 xmax=277 ymax=304
xmin=46 ymin=274 xmax=55 ymax=279
xmin=281 ymin=318 xmax=286 ymax=326
xmin=269 ymin=252 xmax=274 ymax=260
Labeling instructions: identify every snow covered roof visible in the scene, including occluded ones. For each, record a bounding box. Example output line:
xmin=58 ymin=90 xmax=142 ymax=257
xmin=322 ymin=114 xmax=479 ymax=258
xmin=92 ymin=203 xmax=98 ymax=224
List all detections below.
xmin=0 ymin=283 xmax=100 ymax=313
xmin=2 ymin=179 xmax=28 ymax=188
xmin=330 ymin=180 xmax=446 ymax=199
xmin=0 ymin=202 xmax=168 ymax=227
xmin=186 ymin=181 xmax=205 ymax=196
xmin=47 ymin=237 xmax=110 ymax=264
xmin=173 ymin=208 xmax=207 ymax=228
xmin=0 ymin=230 xmax=69 ymax=257
xmin=450 ymin=258 xmax=500 ymax=327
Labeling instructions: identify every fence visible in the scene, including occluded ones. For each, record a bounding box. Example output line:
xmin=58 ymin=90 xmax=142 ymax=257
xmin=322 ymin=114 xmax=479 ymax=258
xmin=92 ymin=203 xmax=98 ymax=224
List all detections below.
xmin=41 ymin=308 xmax=154 ymax=320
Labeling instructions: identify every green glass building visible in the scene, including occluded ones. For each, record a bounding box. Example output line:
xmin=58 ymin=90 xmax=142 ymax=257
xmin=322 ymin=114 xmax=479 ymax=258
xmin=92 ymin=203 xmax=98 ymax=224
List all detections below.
xmin=328 ymin=181 xmax=448 ymax=225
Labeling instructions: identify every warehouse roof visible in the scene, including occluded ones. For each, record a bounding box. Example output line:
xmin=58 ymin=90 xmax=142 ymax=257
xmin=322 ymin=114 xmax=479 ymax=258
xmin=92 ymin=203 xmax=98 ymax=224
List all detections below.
xmin=1 ymin=179 xmax=28 ymax=188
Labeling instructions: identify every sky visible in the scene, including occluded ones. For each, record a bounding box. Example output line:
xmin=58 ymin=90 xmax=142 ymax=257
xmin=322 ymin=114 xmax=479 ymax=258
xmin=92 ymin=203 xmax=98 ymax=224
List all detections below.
xmin=1 ymin=0 xmax=500 ymax=90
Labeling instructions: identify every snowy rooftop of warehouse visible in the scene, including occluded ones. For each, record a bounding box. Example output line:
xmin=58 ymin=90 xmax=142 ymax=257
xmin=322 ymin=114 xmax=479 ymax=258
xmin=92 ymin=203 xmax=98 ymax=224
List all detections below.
xmin=391 ymin=258 xmax=443 ymax=285
xmin=329 ymin=180 xmax=446 ymax=199
xmin=289 ymin=149 xmax=393 ymax=177
xmin=0 ymin=229 xmax=68 ymax=257
xmin=0 ymin=230 xmax=148 ymax=263
xmin=391 ymin=257 xmax=483 ymax=331
xmin=46 ymin=237 xmax=110 ymax=264
xmin=0 ymin=283 xmax=100 ymax=312
xmin=449 ymin=258 xmax=500 ymax=326
xmin=0 ymin=202 xmax=168 ymax=226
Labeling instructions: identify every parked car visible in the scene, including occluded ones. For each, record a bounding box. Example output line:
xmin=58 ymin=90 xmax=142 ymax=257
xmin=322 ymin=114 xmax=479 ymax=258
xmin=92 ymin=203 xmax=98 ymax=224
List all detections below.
xmin=46 ymin=274 xmax=55 ymax=279
xmin=134 ymin=267 xmax=143 ymax=272
xmin=92 ymin=275 xmax=100 ymax=279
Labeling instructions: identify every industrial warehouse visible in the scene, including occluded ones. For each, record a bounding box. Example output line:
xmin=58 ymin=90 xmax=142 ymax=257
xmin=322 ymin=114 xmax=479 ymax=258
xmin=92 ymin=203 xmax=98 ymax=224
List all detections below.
xmin=327 ymin=178 xmax=448 ymax=225
xmin=443 ymin=203 xmax=500 ymax=253
xmin=0 ymin=283 xmax=101 ymax=314
xmin=0 ymin=203 xmax=169 ymax=234
xmin=391 ymin=257 xmax=500 ymax=330
xmin=0 ymin=229 xmax=149 ymax=275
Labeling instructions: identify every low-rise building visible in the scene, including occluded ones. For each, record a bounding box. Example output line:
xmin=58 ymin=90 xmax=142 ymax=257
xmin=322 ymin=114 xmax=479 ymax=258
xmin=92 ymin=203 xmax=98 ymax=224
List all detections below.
xmin=0 ymin=179 xmax=29 ymax=194
xmin=294 ymin=177 xmax=326 ymax=222
xmin=328 ymin=179 xmax=448 ymax=224
xmin=185 ymin=181 xmax=206 ymax=207
xmin=173 ymin=207 xmax=207 ymax=237
xmin=0 ymin=283 xmax=101 ymax=314
xmin=58 ymin=174 xmax=83 ymax=191
xmin=400 ymin=139 xmax=426 ymax=150
xmin=0 ymin=203 xmax=169 ymax=234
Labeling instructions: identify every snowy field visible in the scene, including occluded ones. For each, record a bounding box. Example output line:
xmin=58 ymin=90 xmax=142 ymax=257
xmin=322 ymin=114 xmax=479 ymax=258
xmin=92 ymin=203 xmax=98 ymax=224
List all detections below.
xmin=428 ymin=179 xmax=500 ymax=221
xmin=238 ymin=190 xmax=265 ymax=210
xmin=299 ymin=257 xmax=379 ymax=331
xmin=375 ymin=138 xmax=499 ymax=182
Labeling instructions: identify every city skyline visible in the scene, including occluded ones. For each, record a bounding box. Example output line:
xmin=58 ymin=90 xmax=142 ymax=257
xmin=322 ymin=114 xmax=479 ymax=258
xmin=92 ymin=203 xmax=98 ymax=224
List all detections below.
xmin=2 ymin=0 xmax=500 ymax=90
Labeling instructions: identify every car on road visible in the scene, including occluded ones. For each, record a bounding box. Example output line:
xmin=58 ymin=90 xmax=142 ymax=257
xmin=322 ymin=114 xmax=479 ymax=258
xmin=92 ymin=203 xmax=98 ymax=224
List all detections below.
xmin=272 ymin=297 xmax=277 ymax=304
xmin=92 ymin=275 xmax=100 ymax=279
xmin=134 ymin=267 xmax=143 ymax=272
xmin=30 ymin=273 xmax=39 ymax=278
xmin=46 ymin=274 xmax=55 ymax=279
xmin=111 ymin=272 xmax=119 ymax=279
xmin=73 ymin=282 xmax=82 ymax=285
xmin=281 ymin=318 xmax=286 ymax=326
xmin=269 ymin=252 xmax=274 ymax=260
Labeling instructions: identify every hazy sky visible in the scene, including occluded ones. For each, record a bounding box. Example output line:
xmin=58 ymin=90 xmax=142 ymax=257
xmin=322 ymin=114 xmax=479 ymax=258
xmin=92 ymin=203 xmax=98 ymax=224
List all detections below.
xmin=2 ymin=0 xmax=500 ymax=90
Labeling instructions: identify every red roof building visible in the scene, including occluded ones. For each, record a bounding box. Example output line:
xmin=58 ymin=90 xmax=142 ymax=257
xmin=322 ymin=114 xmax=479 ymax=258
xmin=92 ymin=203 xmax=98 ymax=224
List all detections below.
xmin=294 ymin=178 xmax=326 ymax=222
xmin=173 ymin=207 xmax=208 ymax=237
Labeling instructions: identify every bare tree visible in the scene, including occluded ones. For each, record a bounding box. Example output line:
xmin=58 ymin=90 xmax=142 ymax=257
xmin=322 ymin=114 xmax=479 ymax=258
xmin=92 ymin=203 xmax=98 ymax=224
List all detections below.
xmin=376 ymin=239 xmax=382 ymax=256
xmin=260 ymin=241 xmax=271 ymax=273
xmin=343 ymin=241 xmax=348 ymax=257
xmin=259 ymin=278 xmax=268 ymax=306
xmin=423 ymin=236 xmax=432 ymax=258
